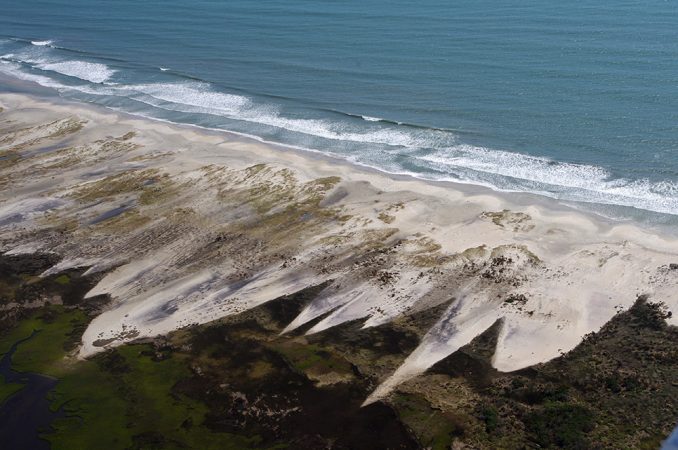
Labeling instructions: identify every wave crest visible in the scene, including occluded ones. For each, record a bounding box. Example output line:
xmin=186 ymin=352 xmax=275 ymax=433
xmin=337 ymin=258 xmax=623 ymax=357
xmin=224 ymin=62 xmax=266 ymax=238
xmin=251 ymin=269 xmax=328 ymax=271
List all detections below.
xmin=31 ymin=40 xmax=53 ymax=47
xmin=1 ymin=37 xmax=676 ymax=217
xmin=37 ymin=60 xmax=115 ymax=83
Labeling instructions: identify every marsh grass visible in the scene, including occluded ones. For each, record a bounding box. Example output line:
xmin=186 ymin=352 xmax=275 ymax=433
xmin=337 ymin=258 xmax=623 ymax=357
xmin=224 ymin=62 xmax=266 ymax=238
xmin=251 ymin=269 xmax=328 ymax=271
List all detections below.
xmin=0 ymin=307 xmax=260 ymax=450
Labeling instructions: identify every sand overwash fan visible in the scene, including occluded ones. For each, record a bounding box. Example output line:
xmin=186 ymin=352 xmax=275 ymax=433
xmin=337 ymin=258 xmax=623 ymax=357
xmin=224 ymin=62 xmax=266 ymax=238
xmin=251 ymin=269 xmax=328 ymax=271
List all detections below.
xmin=1 ymin=93 xmax=677 ymax=402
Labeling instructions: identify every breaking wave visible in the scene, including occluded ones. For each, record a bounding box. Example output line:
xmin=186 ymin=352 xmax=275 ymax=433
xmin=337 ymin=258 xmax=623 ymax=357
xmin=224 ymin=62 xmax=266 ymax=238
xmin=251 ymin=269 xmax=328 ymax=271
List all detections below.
xmin=1 ymin=36 xmax=677 ymax=217
xmin=31 ymin=40 xmax=53 ymax=46
xmin=36 ymin=60 xmax=115 ymax=83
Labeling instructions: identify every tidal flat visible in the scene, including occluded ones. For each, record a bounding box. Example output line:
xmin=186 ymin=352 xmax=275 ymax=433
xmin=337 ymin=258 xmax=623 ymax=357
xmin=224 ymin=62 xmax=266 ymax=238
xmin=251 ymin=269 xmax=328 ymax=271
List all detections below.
xmin=0 ymin=92 xmax=677 ymax=448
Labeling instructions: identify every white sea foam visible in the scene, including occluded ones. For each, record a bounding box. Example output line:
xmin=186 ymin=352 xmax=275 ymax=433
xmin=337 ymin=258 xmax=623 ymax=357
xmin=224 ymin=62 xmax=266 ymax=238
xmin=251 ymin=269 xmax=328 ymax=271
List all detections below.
xmin=2 ymin=45 xmax=115 ymax=84
xmin=2 ymin=58 xmax=676 ymax=216
xmin=0 ymin=61 xmax=66 ymax=89
xmin=57 ymin=80 xmax=678 ymax=215
xmin=121 ymin=82 xmax=251 ymax=117
xmin=413 ymin=146 xmax=678 ymax=215
xmin=245 ymin=108 xmax=430 ymax=147
xmin=122 ymin=81 xmax=452 ymax=148
xmin=159 ymin=67 xmax=169 ymax=71
xmin=417 ymin=146 xmax=610 ymax=190
xmin=31 ymin=40 xmax=53 ymax=47
xmin=37 ymin=60 xmax=115 ymax=83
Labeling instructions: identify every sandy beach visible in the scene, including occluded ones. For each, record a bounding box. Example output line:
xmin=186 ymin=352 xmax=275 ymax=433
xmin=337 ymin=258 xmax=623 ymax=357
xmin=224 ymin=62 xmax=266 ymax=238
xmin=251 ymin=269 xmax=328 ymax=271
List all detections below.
xmin=1 ymin=89 xmax=677 ymax=403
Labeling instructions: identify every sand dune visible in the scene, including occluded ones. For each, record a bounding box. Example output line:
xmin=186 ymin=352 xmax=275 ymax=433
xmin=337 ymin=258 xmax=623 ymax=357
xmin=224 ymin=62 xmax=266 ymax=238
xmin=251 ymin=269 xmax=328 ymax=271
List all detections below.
xmin=1 ymin=92 xmax=677 ymax=402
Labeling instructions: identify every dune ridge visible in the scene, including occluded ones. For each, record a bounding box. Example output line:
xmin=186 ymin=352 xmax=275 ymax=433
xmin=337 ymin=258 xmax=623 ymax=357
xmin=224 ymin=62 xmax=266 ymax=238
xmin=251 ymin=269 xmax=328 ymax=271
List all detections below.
xmin=1 ymin=92 xmax=677 ymax=402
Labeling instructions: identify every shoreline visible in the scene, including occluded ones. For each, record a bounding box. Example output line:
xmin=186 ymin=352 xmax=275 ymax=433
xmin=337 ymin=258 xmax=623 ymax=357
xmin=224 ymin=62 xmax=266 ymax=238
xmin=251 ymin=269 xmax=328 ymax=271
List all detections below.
xmin=1 ymin=86 xmax=677 ymax=403
xmin=1 ymin=71 xmax=676 ymax=234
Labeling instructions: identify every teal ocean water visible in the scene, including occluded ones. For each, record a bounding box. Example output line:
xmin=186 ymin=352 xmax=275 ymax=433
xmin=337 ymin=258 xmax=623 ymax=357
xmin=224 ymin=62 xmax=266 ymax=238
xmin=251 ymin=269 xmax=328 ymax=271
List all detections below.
xmin=1 ymin=0 xmax=677 ymax=220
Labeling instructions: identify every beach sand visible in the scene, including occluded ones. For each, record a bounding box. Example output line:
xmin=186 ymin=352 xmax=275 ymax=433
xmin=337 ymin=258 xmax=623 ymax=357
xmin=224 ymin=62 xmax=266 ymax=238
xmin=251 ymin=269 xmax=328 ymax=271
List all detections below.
xmin=1 ymin=91 xmax=677 ymax=403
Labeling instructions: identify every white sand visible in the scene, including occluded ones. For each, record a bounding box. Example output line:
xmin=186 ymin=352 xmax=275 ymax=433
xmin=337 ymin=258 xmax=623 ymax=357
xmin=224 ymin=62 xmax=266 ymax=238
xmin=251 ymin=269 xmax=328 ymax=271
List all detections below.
xmin=1 ymin=92 xmax=677 ymax=403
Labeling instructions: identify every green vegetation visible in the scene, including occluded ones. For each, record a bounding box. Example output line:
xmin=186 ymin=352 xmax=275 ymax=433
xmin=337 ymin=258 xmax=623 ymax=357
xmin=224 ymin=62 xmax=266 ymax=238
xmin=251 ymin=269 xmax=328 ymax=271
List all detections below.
xmin=1 ymin=253 xmax=675 ymax=450
xmin=51 ymin=345 xmax=259 ymax=450
xmin=272 ymin=341 xmax=355 ymax=385
xmin=1 ymin=307 xmax=86 ymax=376
xmin=478 ymin=405 xmax=498 ymax=433
xmin=0 ymin=273 xmax=414 ymax=449
xmin=275 ymin=342 xmax=349 ymax=373
xmin=0 ymin=307 xmax=260 ymax=450
xmin=54 ymin=274 xmax=70 ymax=285
xmin=389 ymin=297 xmax=678 ymax=449
xmin=392 ymin=392 xmax=469 ymax=450
xmin=0 ymin=378 xmax=24 ymax=404
xmin=524 ymin=401 xmax=593 ymax=449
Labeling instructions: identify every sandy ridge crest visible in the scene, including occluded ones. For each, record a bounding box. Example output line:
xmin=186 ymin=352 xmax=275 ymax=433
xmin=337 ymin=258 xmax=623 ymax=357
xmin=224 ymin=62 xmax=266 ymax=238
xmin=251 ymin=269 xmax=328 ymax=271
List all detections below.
xmin=1 ymin=92 xmax=676 ymax=401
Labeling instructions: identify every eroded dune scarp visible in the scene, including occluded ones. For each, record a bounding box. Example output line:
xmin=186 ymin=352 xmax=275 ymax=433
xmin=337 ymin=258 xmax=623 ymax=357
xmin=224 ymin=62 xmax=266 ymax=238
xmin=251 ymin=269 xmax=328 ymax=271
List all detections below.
xmin=1 ymin=93 xmax=677 ymax=402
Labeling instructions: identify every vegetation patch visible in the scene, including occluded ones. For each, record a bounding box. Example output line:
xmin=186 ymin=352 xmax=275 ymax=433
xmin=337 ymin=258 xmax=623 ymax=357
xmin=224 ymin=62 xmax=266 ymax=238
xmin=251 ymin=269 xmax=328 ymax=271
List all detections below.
xmin=0 ymin=379 xmax=24 ymax=404
xmin=0 ymin=267 xmax=416 ymax=449
xmin=273 ymin=341 xmax=355 ymax=385
xmin=481 ymin=209 xmax=534 ymax=232
xmin=392 ymin=392 xmax=471 ymax=450
xmin=524 ymin=401 xmax=594 ymax=449
xmin=1 ymin=250 xmax=675 ymax=449
xmin=71 ymin=169 xmax=160 ymax=202
xmin=392 ymin=296 xmax=678 ymax=449
xmin=54 ymin=274 xmax=70 ymax=286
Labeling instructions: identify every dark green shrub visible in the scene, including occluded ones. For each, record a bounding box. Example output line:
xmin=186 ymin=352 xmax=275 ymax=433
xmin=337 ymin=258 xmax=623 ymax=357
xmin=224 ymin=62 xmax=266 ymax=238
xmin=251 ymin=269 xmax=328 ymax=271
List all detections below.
xmin=524 ymin=402 xmax=593 ymax=449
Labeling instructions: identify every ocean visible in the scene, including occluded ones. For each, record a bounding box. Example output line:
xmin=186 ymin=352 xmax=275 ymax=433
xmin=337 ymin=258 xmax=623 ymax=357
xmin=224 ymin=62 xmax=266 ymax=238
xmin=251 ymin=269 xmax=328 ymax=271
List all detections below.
xmin=1 ymin=0 xmax=677 ymax=222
